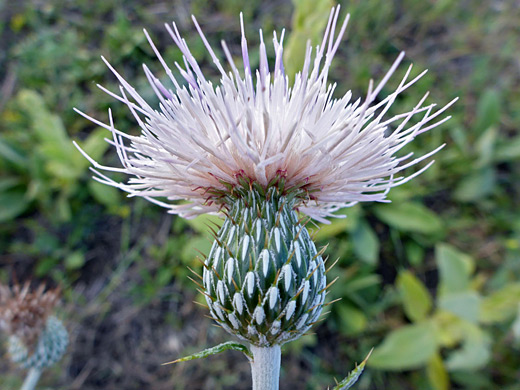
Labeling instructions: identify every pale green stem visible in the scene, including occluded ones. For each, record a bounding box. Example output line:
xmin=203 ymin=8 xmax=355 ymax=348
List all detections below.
xmin=21 ymin=368 xmax=42 ymax=390
xmin=250 ymin=345 xmax=281 ymax=390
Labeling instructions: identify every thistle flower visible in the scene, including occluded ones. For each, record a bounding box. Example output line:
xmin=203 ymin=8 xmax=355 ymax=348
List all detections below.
xmin=0 ymin=282 xmax=68 ymax=370
xmin=75 ymin=7 xmax=456 ymax=223
xmin=75 ymin=6 xmax=455 ymax=389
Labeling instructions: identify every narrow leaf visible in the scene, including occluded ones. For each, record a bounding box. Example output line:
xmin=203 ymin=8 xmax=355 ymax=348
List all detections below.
xmin=474 ymin=89 xmax=500 ymax=133
xmin=426 ymin=353 xmax=449 ymax=390
xmin=0 ymin=139 xmax=26 ymax=169
xmin=331 ymin=350 xmax=372 ymax=390
xmin=397 ymin=270 xmax=433 ymax=322
xmin=162 ymin=342 xmax=252 ymax=365
xmin=352 ymin=220 xmax=379 ymax=265
xmin=284 ymin=0 xmax=334 ymax=81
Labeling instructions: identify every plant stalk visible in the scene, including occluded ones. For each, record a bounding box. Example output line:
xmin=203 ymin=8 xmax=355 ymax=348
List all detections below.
xmin=250 ymin=344 xmax=281 ymax=390
xmin=21 ymin=368 xmax=42 ymax=390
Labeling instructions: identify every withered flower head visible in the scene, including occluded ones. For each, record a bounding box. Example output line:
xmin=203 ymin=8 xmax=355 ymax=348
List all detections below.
xmin=0 ymin=282 xmax=60 ymax=350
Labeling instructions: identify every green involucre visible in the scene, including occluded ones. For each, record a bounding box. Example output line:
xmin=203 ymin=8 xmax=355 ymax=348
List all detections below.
xmin=203 ymin=188 xmax=326 ymax=346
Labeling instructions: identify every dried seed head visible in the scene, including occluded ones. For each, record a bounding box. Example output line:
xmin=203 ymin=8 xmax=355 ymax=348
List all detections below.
xmin=9 ymin=315 xmax=69 ymax=369
xmin=0 ymin=282 xmax=60 ymax=351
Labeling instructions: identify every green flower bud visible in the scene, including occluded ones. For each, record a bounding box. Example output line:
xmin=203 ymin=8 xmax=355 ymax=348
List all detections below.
xmin=203 ymin=188 xmax=326 ymax=346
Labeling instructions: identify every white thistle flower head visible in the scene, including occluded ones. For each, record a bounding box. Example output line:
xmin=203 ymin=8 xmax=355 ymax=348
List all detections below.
xmin=75 ymin=6 xmax=456 ymax=223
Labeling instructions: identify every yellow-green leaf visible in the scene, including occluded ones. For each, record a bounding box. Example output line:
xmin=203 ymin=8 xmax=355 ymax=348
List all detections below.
xmin=369 ymin=321 xmax=438 ymax=370
xmin=88 ymin=181 xmax=121 ymax=207
xmin=336 ymin=304 xmax=368 ymax=336
xmin=397 ymin=270 xmax=433 ymax=322
xmin=284 ymin=0 xmax=334 ymax=81
xmin=480 ymin=283 xmax=520 ymax=323
xmin=426 ymin=353 xmax=449 ymax=390
xmin=373 ymin=202 xmax=444 ymax=236
xmin=436 ymin=243 xmax=474 ymax=295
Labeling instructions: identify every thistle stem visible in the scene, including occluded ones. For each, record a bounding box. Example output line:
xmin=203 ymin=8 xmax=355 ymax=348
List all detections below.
xmin=21 ymin=368 xmax=42 ymax=390
xmin=250 ymin=345 xmax=281 ymax=390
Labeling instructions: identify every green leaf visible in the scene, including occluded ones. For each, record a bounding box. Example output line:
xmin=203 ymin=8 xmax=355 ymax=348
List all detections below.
xmin=56 ymin=192 xmax=72 ymax=221
xmin=445 ymin=324 xmax=491 ymax=371
xmin=426 ymin=353 xmax=449 ymax=390
xmin=88 ymin=181 xmax=120 ymax=207
xmin=79 ymin=127 xmax=111 ymax=163
xmin=434 ymin=310 xmax=470 ymax=348
xmin=0 ymin=177 xmax=23 ymax=192
xmin=65 ymin=251 xmax=86 ymax=270
xmin=373 ymin=202 xmax=444 ymax=236
xmin=314 ymin=217 xmax=350 ymax=241
xmin=0 ymin=139 xmax=26 ymax=169
xmin=369 ymin=321 xmax=438 ymax=370
xmin=284 ymin=0 xmax=334 ymax=80
xmin=163 ymin=342 xmax=252 ymax=365
xmin=450 ymin=126 xmax=470 ymax=155
xmin=439 ymin=291 xmax=481 ymax=323
xmin=0 ymin=189 xmax=31 ymax=222
xmin=336 ymin=304 xmax=368 ymax=336
xmin=339 ymin=274 xmax=381 ymax=295
xmin=453 ymin=167 xmax=496 ymax=202
xmin=494 ymin=136 xmax=520 ymax=162
xmin=35 ymin=257 xmax=58 ymax=277
xmin=156 ymin=266 xmax=173 ymax=286
xmin=405 ymin=241 xmax=424 ymax=266
xmin=474 ymin=90 xmax=500 ymax=133
xmin=480 ymin=283 xmax=520 ymax=323
xmin=475 ymin=126 xmax=497 ymax=168
xmin=436 ymin=243 xmax=474 ymax=295
xmin=46 ymin=159 xmax=83 ymax=181
xmin=17 ymin=90 xmax=77 ymax=163
xmin=314 ymin=207 xmax=359 ymax=241
xmin=331 ymin=350 xmax=371 ymax=390
xmin=352 ymin=220 xmax=379 ymax=265
xmin=397 ymin=270 xmax=433 ymax=322
xmin=449 ymin=371 xmax=493 ymax=389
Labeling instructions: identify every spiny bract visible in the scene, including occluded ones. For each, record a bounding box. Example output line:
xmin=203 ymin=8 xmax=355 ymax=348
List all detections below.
xmin=203 ymin=187 xmax=326 ymax=346
xmin=8 ymin=316 xmax=68 ymax=370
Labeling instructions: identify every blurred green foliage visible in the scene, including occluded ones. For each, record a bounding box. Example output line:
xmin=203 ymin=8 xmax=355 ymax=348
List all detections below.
xmin=1 ymin=0 xmax=519 ymax=389
xmin=283 ymin=0 xmax=334 ymax=80
xmin=1 ymin=89 xmax=121 ymax=222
